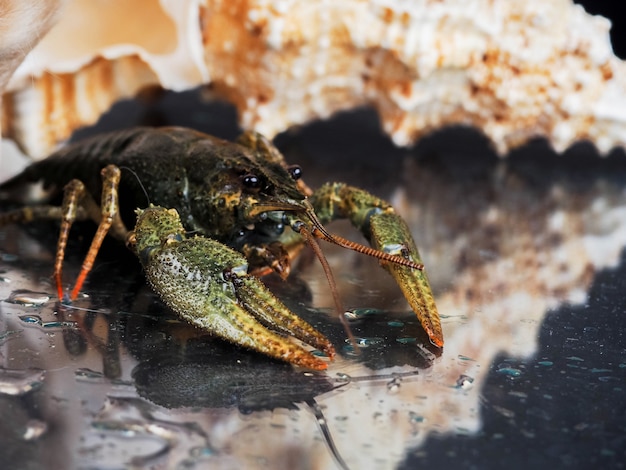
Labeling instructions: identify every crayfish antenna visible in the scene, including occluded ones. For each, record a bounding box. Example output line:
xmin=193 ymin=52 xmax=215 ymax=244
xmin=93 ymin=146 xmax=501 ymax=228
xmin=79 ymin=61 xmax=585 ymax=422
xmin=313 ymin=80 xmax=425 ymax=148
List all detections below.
xmin=303 ymin=208 xmax=424 ymax=271
xmin=297 ymin=224 xmax=360 ymax=356
xmin=317 ymin=231 xmax=424 ymax=270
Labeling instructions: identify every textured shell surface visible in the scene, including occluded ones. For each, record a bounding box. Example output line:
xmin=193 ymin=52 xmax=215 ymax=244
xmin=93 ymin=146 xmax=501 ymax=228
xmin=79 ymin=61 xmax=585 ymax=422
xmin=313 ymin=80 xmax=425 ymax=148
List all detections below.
xmin=1 ymin=0 xmax=626 ymax=161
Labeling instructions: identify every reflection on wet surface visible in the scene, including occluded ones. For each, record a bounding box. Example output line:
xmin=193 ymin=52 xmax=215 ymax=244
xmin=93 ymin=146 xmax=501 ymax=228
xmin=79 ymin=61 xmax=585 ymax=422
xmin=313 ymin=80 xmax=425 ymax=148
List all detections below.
xmin=1 ymin=95 xmax=626 ymax=469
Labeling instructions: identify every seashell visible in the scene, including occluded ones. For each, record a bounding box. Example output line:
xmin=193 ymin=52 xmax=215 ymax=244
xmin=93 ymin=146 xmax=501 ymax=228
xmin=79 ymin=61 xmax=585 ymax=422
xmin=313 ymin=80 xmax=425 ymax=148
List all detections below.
xmin=2 ymin=0 xmax=626 ymax=159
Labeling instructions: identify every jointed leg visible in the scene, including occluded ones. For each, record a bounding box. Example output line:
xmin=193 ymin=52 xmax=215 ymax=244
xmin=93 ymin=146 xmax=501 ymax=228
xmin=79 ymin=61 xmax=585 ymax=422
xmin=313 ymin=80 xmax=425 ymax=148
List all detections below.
xmin=2 ymin=164 xmax=129 ymax=302
xmin=0 ymin=206 xmax=77 ymax=226
xmin=55 ymin=179 xmax=88 ymax=300
xmin=68 ymin=165 xmax=125 ymax=301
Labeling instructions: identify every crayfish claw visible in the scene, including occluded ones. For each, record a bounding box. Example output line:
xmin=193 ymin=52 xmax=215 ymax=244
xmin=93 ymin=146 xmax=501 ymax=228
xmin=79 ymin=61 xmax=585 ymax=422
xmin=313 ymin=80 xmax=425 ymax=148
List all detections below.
xmin=310 ymin=182 xmax=443 ymax=347
xmin=234 ymin=276 xmax=336 ymax=360
xmin=368 ymin=211 xmax=443 ymax=347
xmin=131 ymin=206 xmax=334 ymax=370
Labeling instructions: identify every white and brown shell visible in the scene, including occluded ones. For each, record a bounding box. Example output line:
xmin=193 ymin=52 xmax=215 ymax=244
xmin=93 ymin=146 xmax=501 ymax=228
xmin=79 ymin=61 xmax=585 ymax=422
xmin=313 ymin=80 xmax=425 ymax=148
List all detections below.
xmin=1 ymin=0 xmax=626 ymax=159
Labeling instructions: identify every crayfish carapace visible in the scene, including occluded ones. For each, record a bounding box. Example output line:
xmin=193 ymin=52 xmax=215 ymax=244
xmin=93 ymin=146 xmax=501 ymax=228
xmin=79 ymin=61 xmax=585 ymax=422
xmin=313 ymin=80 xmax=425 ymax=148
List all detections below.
xmin=0 ymin=127 xmax=442 ymax=369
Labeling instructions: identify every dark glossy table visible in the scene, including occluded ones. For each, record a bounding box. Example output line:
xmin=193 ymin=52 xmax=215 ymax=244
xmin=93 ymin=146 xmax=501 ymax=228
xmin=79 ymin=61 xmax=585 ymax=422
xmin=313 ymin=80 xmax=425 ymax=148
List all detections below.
xmin=1 ymin=93 xmax=625 ymax=469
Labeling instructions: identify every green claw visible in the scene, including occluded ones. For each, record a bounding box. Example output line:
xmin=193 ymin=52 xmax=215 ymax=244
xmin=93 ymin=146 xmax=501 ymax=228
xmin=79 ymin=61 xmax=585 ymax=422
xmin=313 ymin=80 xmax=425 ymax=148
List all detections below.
xmin=310 ymin=182 xmax=443 ymax=348
xmin=368 ymin=211 xmax=443 ymax=347
xmin=129 ymin=205 xmax=335 ymax=370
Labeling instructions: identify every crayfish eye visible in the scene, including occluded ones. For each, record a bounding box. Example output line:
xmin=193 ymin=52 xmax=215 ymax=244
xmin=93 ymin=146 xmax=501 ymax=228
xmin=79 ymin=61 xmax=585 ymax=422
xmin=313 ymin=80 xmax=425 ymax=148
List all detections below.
xmin=242 ymin=173 xmax=260 ymax=188
xmin=287 ymin=165 xmax=302 ymax=180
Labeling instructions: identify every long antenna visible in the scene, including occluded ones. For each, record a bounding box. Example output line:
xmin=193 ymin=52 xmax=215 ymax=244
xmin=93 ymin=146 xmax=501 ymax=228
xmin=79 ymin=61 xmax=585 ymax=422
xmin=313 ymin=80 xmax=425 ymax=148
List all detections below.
xmin=304 ymin=209 xmax=423 ymax=271
xmin=316 ymin=229 xmax=424 ymax=270
xmin=119 ymin=166 xmax=150 ymax=206
xmin=296 ymin=223 xmax=359 ymax=354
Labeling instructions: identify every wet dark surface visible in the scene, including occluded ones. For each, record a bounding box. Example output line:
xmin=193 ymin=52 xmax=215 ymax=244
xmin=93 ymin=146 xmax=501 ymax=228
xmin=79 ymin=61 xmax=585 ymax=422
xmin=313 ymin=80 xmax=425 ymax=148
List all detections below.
xmin=405 ymin=255 xmax=626 ymax=469
xmin=1 ymin=92 xmax=626 ymax=469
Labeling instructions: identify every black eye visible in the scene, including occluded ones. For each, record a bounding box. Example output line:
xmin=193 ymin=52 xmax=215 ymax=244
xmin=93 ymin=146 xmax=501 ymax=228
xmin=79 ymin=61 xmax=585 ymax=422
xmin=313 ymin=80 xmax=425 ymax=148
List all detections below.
xmin=287 ymin=165 xmax=302 ymax=180
xmin=242 ymin=173 xmax=260 ymax=188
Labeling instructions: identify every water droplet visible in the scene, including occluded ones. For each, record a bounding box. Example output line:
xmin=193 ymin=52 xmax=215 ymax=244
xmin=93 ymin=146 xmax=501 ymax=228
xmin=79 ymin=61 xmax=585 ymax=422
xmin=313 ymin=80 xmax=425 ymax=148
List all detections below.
xmin=496 ymin=367 xmax=522 ymax=377
xmin=18 ymin=315 xmax=76 ymax=329
xmin=19 ymin=315 xmax=42 ymax=325
xmin=0 ymin=276 xmax=10 ymax=283
xmin=346 ymin=337 xmax=384 ymax=348
xmin=0 ymin=367 xmax=45 ymax=396
xmin=6 ymin=290 xmax=50 ymax=306
xmin=1 ymin=253 xmax=18 ymax=262
xmin=396 ymin=337 xmax=417 ymax=344
xmin=537 ymin=360 xmax=553 ymax=366
xmin=311 ymin=349 xmax=327 ymax=357
xmin=387 ymin=377 xmax=402 ymax=393
xmin=598 ymin=376 xmax=617 ymax=383
xmin=335 ymin=373 xmax=351 ymax=384
xmin=189 ymin=446 xmax=214 ymax=458
xmin=387 ymin=320 xmax=404 ymax=327
xmin=75 ymin=368 xmax=105 ymax=383
xmin=457 ymin=355 xmax=475 ymax=361
xmin=493 ymin=405 xmax=515 ymax=418
xmin=344 ymin=308 xmax=384 ymax=320
xmin=566 ymin=356 xmax=584 ymax=362
xmin=409 ymin=411 xmax=425 ymax=423
xmin=23 ymin=419 xmax=48 ymax=440
xmin=456 ymin=375 xmax=474 ymax=390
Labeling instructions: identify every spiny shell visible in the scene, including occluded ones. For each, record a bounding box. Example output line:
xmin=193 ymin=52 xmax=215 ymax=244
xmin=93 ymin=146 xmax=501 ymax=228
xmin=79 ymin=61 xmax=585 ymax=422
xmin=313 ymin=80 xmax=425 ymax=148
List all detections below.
xmin=2 ymin=0 xmax=626 ymax=158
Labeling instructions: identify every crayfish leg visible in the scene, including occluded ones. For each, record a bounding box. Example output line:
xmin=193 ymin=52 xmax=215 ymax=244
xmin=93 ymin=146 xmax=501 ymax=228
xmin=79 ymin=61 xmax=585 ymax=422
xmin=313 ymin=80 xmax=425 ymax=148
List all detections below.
xmin=0 ymin=194 xmax=91 ymax=300
xmin=55 ymin=179 xmax=88 ymax=300
xmin=0 ymin=206 xmax=66 ymax=226
xmin=67 ymin=165 xmax=126 ymax=301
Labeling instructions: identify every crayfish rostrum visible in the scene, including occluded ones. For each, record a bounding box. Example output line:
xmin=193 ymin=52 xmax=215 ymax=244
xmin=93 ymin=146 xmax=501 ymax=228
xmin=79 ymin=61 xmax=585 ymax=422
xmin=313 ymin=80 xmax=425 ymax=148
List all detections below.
xmin=0 ymin=127 xmax=442 ymax=369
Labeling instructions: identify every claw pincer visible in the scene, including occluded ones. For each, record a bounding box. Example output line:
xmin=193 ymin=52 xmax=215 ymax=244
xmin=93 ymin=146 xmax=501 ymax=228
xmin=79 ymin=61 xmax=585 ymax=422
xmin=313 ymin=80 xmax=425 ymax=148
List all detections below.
xmin=129 ymin=205 xmax=335 ymax=370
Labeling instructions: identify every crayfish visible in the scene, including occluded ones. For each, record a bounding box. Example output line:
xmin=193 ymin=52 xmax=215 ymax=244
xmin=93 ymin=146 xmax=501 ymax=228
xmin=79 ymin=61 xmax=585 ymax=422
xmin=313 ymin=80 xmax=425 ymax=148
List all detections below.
xmin=0 ymin=127 xmax=442 ymax=369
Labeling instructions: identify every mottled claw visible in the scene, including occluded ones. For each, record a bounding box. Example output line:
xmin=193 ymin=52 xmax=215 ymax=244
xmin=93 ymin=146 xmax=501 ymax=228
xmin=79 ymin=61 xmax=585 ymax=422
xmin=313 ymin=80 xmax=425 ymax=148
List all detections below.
xmin=310 ymin=182 xmax=443 ymax=348
xmin=129 ymin=205 xmax=335 ymax=370
xmin=368 ymin=211 xmax=443 ymax=347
